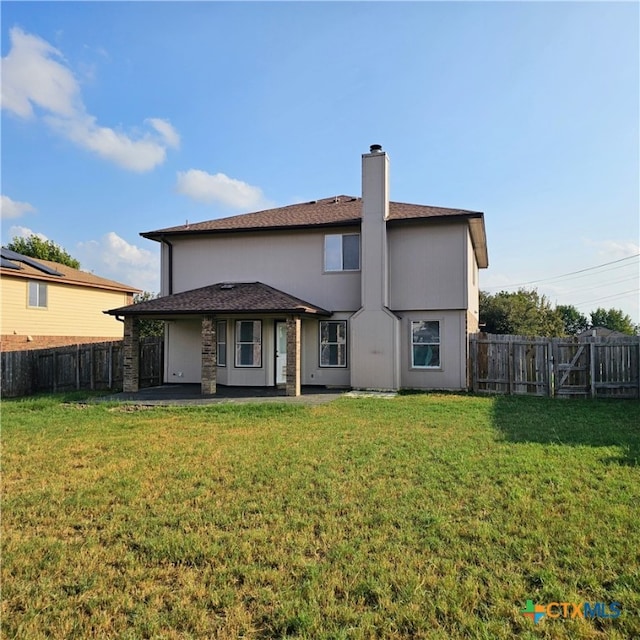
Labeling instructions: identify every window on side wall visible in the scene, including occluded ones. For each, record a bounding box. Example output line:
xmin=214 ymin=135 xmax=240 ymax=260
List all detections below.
xmin=28 ymin=282 xmax=47 ymax=308
xmin=235 ymin=320 xmax=262 ymax=367
xmin=319 ymin=320 xmax=347 ymax=367
xmin=411 ymin=320 xmax=440 ymax=368
xmin=217 ymin=321 xmax=227 ymax=367
xmin=324 ymin=234 xmax=360 ymax=271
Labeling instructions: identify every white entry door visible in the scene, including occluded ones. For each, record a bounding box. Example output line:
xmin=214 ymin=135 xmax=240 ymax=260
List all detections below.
xmin=275 ymin=322 xmax=287 ymax=385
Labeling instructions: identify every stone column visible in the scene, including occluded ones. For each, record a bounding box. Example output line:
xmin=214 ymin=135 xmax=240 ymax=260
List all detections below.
xmin=286 ymin=315 xmax=301 ymax=397
xmin=201 ymin=315 xmax=217 ymax=395
xmin=123 ymin=316 xmax=140 ymax=393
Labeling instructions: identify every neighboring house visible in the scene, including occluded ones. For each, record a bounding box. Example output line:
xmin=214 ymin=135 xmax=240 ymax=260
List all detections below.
xmin=577 ymin=327 xmax=631 ymax=340
xmin=107 ymin=145 xmax=489 ymax=395
xmin=1 ymin=248 xmax=140 ymax=351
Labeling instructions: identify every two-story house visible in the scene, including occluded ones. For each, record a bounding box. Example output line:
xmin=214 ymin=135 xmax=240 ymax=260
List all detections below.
xmin=1 ymin=248 xmax=139 ymax=351
xmin=107 ymin=145 xmax=488 ymax=395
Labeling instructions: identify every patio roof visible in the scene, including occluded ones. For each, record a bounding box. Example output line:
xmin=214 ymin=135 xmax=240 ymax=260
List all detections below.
xmin=105 ymin=281 xmax=331 ymax=318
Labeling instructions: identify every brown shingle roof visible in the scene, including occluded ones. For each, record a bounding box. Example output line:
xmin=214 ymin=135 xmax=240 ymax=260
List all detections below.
xmin=105 ymin=282 xmax=331 ymax=317
xmin=0 ymin=253 xmax=140 ymax=294
xmin=141 ymin=195 xmax=483 ymax=237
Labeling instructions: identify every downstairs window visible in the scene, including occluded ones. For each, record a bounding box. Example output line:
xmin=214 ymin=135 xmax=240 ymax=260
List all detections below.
xmin=411 ymin=320 xmax=440 ymax=368
xmin=235 ymin=320 xmax=262 ymax=367
xmin=320 ymin=320 xmax=347 ymax=367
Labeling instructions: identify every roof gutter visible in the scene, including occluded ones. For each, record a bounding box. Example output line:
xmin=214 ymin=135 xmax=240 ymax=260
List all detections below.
xmin=140 ymin=219 xmax=363 ymax=240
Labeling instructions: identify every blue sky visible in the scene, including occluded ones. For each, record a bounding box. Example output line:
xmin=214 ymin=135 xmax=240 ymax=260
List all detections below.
xmin=2 ymin=1 xmax=638 ymax=322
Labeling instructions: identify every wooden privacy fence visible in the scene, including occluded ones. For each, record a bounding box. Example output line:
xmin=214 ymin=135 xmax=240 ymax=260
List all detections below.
xmin=1 ymin=337 xmax=163 ymax=398
xmin=470 ymin=333 xmax=640 ymax=398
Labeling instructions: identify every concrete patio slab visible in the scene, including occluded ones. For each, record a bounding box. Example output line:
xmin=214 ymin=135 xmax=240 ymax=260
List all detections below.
xmin=95 ymin=384 xmax=346 ymax=406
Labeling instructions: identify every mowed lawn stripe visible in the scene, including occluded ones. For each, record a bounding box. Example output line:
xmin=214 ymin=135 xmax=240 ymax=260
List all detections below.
xmin=2 ymin=394 xmax=639 ymax=639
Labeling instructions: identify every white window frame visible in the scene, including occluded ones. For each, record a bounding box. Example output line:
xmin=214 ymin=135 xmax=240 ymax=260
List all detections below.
xmin=217 ymin=321 xmax=227 ymax=367
xmin=235 ymin=320 xmax=262 ymax=368
xmin=28 ymin=281 xmax=47 ymax=308
xmin=319 ymin=320 xmax=347 ymax=368
xmin=324 ymin=233 xmax=360 ymax=272
xmin=411 ymin=320 xmax=441 ymax=369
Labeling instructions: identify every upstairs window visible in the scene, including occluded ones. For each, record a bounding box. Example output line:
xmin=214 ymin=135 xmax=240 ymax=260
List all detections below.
xmin=235 ymin=320 xmax=262 ymax=367
xmin=28 ymin=282 xmax=47 ymax=308
xmin=324 ymin=234 xmax=360 ymax=271
xmin=411 ymin=320 xmax=440 ymax=368
xmin=319 ymin=320 xmax=347 ymax=367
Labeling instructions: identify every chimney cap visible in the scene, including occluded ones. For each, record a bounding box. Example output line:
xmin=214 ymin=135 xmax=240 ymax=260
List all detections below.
xmin=369 ymin=144 xmax=383 ymax=153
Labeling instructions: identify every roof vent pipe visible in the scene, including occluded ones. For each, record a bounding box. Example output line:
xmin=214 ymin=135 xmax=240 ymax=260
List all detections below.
xmin=369 ymin=144 xmax=383 ymax=153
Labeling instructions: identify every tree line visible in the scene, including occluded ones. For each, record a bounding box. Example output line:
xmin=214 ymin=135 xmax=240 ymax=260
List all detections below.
xmin=480 ymin=289 xmax=638 ymax=337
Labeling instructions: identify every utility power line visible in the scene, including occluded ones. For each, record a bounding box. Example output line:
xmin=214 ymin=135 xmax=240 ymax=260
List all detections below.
xmin=551 ymin=275 xmax=639 ymax=295
xmin=484 ymin=253 xmax=639 ymax=290
xmin=573 ymin=288 xmax=640 ymax=307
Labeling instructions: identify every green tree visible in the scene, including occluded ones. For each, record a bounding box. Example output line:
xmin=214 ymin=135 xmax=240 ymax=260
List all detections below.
xmin=6 ymin=234 xmax=80 ymax=269
xmin=556 ymin=304 xmax=589 ymax=336
xmin=589 ymin=307 xmax=638 ymax=336
xmin=134 ymin=292 xmax=165 ymax=338
xmin=479 ymin=288 xmax=565 ymax=337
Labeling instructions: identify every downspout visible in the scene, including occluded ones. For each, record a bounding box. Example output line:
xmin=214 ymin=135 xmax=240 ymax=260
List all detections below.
xmin=161 ymin=236 xmax=174 ymax=295
xmin=159 ymin=236 xmax=173 ymax=386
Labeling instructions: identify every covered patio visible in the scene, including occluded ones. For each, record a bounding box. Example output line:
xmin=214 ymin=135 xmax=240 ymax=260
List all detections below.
xmin=105 ymin=282 xmax=331 ymax=397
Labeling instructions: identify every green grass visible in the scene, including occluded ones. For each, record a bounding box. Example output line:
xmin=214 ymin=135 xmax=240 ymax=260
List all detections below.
xmin=2 ymin=393 xmax=639 ymax=639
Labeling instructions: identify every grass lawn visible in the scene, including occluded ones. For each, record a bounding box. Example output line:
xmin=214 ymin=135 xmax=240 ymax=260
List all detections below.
xmin=2 ymin=392 xmax=639 ymax=639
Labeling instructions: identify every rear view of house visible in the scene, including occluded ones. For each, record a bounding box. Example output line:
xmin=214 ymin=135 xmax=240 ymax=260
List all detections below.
xmin=107 ymin=146 xmax=488 ymax=394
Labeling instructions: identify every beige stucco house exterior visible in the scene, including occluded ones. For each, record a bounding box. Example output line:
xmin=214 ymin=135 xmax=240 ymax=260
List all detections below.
xmin=1 ymin=249 xmax=139 ymax=351
xmin=107 ymin=146 xmax=488 ymax=395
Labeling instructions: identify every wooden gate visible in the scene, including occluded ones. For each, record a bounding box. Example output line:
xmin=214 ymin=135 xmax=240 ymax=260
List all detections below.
xmin=552 ymin=341 xmax=590 ymax=397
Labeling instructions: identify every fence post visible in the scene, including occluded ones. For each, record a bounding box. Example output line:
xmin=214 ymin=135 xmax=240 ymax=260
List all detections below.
xmin=589 ymin=341 xmax=596 ymax=398
xmin=507 ymin=340 xmax=514 ymax=395
xmin=76 ymin=344 xmax=81 ymax=390
xmin=548 ymin=339 xmax=555 ymax=398
xmin=90 ymin=343 xmax=95 ymax=390
xmin=52 ymin=350 xmax=57 ymax=393
xmin=637 ymin=343 xmax=640 ymax=399
xmin=471 ymin=336 xmax=477 ymax=393
xmin=108 ymin=343 xmax=113 ymax=389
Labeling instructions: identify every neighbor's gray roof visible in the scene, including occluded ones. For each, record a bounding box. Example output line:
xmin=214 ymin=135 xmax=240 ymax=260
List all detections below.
xmin=141 ymin=195 xmax=489 ymax=268
xmin=105 ymin=282 xmax=331 ymax=317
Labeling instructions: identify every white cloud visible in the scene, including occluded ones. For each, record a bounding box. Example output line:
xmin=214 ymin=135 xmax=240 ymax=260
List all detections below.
xmin=6 ymin=225 xmax=48 ymax=241
xmin=582 ymin=238 xmax=640 ymax=261
xmin=176 ymin=169 xmax=270 ymax=210
xmin=147 ymin=118 xmax=180 ymax=149
xmin=1 ymin=28 xmax=79 ymax=119
xmin=76 ymin=232 xmax=159 ymax=291
xmin=47 ymin=114 xmax=172 ymax=173
xmin=1 ymin=195 xmax=36 ymax=219
xmin=1 ymin=27 xmax=179 ymax=172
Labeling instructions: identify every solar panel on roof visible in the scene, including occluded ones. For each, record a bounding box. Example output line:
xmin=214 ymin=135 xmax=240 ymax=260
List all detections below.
xmin=1 ymin=257 xmax=22 ymax=270
xmin=0 ymin=248 xmax=64 ymax=276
